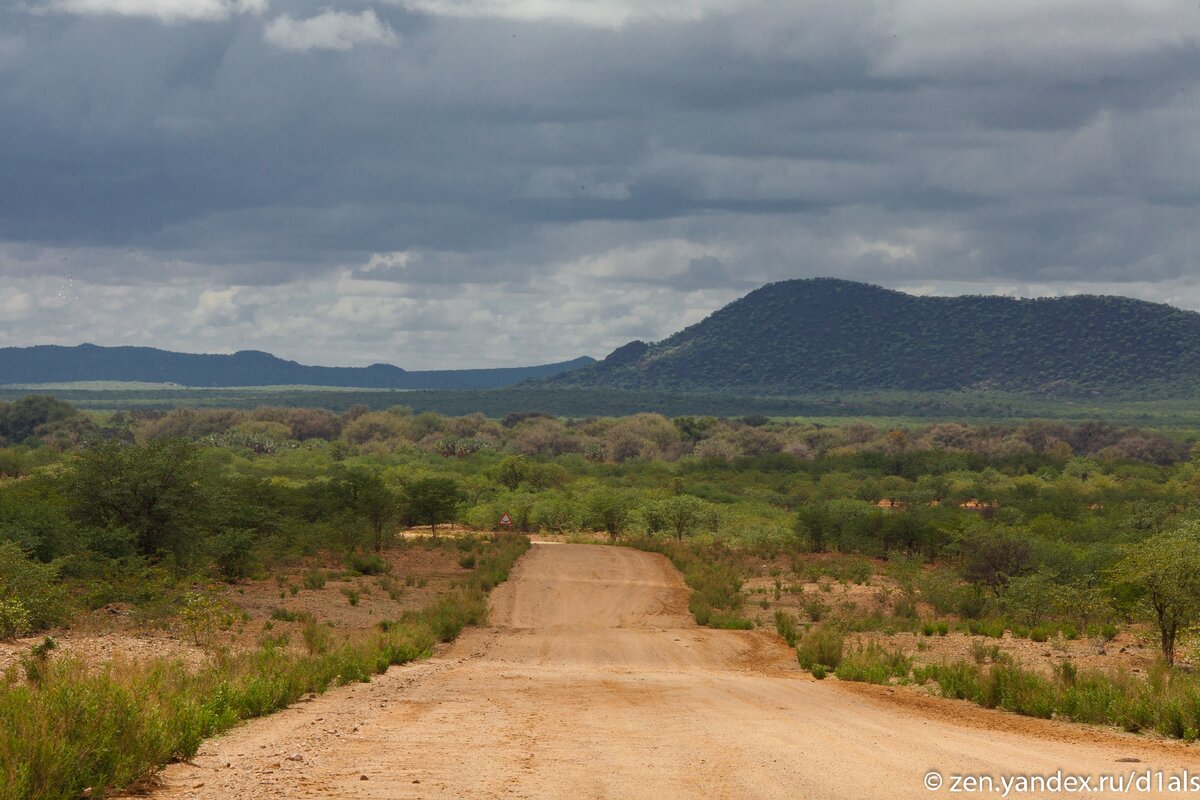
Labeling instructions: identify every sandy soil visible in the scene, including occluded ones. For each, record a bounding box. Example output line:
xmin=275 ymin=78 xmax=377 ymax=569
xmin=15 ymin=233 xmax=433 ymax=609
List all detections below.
xmin=149 ymin=543 xmax=1200 ymax=800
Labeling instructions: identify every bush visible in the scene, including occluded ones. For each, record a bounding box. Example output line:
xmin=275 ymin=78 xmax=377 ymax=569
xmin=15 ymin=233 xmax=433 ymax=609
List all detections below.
xmin=796 ymin=625 xmax=844 ymax=671
xmin=269 ymin=607 xmax=315 ymax=623
xmin=211 ymin=529 xmax=260 ymax=581
xmin=774 ymin=610 xmax=800 ymax=647
xmin=345 ymin=552 xmax=389 ymax=576
xmin=302 ymin=568 xmax=327 ymax=590
xmin=410 ymin=590 xmax=487 ymax=642
xmin=835 ymin=640 xmax=912 ymax=684
xmin=0 ymin=597 xmax=31 ymax=640
xmin=0 ymin=541 xmax=67 ymax=632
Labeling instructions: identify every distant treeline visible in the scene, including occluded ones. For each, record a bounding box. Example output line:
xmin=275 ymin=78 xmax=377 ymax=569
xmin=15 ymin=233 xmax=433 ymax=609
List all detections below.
xmin=4 ymin=386 xmax=1200 ymax=425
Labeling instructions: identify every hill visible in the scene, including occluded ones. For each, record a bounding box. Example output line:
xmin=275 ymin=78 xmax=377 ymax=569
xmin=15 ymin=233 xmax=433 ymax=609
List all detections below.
xmin=0 ymin=344 xmax=595 ymax=390
xmin=544 ymin=278 xmax=1200 ymax=396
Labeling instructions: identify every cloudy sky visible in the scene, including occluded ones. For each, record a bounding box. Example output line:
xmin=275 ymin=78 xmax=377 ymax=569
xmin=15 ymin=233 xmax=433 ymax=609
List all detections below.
xmin=1 ymin=0 xmax=1198 ymax=368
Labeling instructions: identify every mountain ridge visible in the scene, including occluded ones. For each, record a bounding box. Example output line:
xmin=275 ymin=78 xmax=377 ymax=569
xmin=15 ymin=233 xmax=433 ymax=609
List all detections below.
xmin=544 ymin=278 xmax=1200 ymax=396
xmin=0 ymin=344 xmax=595 ymax=390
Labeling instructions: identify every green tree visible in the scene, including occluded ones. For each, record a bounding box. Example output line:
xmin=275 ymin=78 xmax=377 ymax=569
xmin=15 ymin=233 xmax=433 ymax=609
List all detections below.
xmin=492 ymin=455 xmax=529 ymax=491
xmin=651 ymin=495 xmax=709 ymax=541
xmin=586 ymin=488 xmax=634 ymax=541
xmin=1109 ymin=525 xmax=1200 ymax=665
xmin=357 ymin=474 xmax=398 ymax=552
xmin=402 ymin=477 xmax=464 ymax=535
xmin=959 ymin=530 xmax=1032 ymax=594
xmin=0 ymin=395 xmax=79 ymax=445
xmin=61 ymin=439 xmax=212 ymax=566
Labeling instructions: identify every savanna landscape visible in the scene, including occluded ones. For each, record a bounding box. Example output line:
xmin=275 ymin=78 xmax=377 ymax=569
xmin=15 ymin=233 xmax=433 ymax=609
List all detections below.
xmin=7 ymin=394 xmax=1200 ymax=797
xmin=5 ymin=2 xmax=1200 ymax=797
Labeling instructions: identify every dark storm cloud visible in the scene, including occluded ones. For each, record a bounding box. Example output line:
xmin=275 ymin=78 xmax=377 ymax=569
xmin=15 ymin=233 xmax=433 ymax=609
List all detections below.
xmin=0 ymin=1 xmax=1198 ymax=366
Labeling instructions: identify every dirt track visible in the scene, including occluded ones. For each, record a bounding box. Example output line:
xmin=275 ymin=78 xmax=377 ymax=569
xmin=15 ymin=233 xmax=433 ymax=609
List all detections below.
xmin=155 ymin=543 xmax=1200 ymax=799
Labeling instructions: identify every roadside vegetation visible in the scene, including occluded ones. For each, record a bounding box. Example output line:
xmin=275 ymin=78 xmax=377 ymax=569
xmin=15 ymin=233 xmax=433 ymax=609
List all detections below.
xmin=6 ymin=391 xmax=1200 ymax=797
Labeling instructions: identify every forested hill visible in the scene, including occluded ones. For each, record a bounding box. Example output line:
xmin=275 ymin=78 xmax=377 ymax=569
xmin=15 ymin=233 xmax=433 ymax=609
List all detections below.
xmin=544 ymin=278 xmax=1200 ymax=396
xmin=0 ymin=344 xmax=595 ymax=389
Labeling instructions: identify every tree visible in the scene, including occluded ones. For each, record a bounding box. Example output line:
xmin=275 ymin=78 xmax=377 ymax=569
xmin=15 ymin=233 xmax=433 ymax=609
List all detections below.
xmin=402 ymin=477 xmax=464 ymax=535
xmin=493 ymin=455 xmax=529 ymax=491
xmin=795 ymin=504 xmax=833 ymax=553
xmin=651 ymin=495 xmax=708 ymax=541
xmin=357 ymin=474 xmax=398 ymax=552
xmin=586 ymin=488 xmax=634 ymax=541
xmin=1109 ymin=525 xmax=1200 ymax=665
xmin=0 ymin=395 xmax=79 ymax=445
xmin=959 ymin=530 xmax=1032 ymax=594
xmin=61 ymin=439 xmax=212 ymax=566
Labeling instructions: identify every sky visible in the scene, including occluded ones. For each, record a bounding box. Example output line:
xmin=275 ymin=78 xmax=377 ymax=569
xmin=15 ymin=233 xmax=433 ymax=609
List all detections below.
xmin=0 ymin=0 xmax=1198 ymax=369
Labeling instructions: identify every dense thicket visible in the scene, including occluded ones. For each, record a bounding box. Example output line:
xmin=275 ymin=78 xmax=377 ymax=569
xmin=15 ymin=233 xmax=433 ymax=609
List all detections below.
xmin=0 ymin=396 xmax=1197 ymax=648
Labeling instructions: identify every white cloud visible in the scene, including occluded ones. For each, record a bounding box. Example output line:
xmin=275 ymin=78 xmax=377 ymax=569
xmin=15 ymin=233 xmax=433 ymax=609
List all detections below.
xmin=395 ymin=0 xmax=745 ymax=28
xmin=37 ymin=0 xmax=267 ymax=22
xmin=874 ymin=0 xmax=1200 ymax=80
xmin=191 ymin=288 xmax=239 ymax=325
xmin=264 ymin=9 xmax=399 ymax=52
xmin=0 ymin=292 xmax=32 ymax=318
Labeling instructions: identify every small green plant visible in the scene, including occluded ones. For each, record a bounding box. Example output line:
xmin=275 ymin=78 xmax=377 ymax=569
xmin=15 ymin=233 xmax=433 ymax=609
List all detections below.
xmin=774 ymin=610 xmax=800 ymax=647
xmin=376 ymin=576 xmax=404 ymax=602
xmin=835 ymin=640 xmax=912 ymax=684
xmin=179 ymin=591 xmax=235 ymax=647
xmin=796 ymin=624 xmax=844 ymax=672
xmin=458 ymin=554 xmax=477 ymax=569
xmin=270 ymin=608 xmax=315 ymax=624
xmin=346 ymin=552 xmax=390 ymax=576
xmin=302 ymin=618 xmax=332 ymax=655
xmin=303 ymin=568 xmax=327 ymax=590
xmin=21 ymin=635 xmax=58 ymax=684
xmin=0 ymin=596 xmax=31 ymax=640
xmin=802 ymin=595 xmax=829 ymax=622
xmin=342 ymin=588 xmax=360 ymax=606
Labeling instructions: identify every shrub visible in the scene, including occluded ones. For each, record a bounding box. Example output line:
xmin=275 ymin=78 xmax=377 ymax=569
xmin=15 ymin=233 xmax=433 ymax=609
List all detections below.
xmin=342 ymin=588 xmax=360 ymax=606
xmin=0 ymin=597 xmax=31 ymax=640
xmin=913 ymin=661 xmax=982 ymax=700
xmin=211 ymin=529 xmax=260 ymax=581
xmin=0 ymin=541 xmax=67 ymax=632
xmin=835 ymin=640 xmax=912 ymax=684
xmin=345 ymin=552 xmax=389 ymax=576
xmin=302 ymin=619 xmax=332 ymax=655
xmin=796 ymin=625 xmax=844 ymax=671
xmin=802 ymin=595 xmax=829 ymax=622
xmin=178 ymin=591 xmax=235 ymax=647
xmin=774 ymin=610 xmax=800 ymax=647
xmin=302 ymin=568 xmax=327 ymax=590
xmin=269 ymin=608 xmax=315 ymax=623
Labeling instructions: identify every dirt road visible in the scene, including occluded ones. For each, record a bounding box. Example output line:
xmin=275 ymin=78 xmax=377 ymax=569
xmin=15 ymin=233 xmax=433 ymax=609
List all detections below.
xmin=155 ymin=543 xmax=1200 ymax=799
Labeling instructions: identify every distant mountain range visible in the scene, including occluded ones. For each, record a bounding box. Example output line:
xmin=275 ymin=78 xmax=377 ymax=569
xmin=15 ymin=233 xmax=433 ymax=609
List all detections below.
xmin=544 ymin=278 xmax=1200 ymax=396
xmin=8 ymin=279 xmax=1198 ymax=398
xmin=0 ymin=344 xmax=595 ymax=390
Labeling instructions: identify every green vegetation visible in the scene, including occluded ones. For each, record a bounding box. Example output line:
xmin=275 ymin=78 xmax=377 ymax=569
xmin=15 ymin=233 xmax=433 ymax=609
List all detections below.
xmin=9 ymin=389 xmax=1200 ymax=785
xmin=0 ymin=534 xmax=528 ymax=800
xmin=546 ymin=278 xmax=1200 ymax=397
